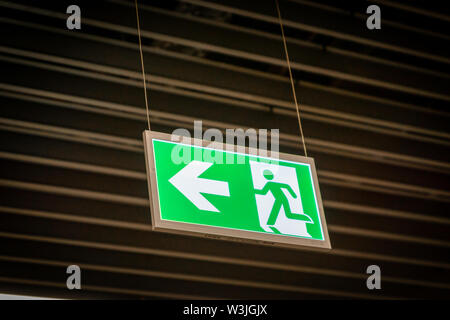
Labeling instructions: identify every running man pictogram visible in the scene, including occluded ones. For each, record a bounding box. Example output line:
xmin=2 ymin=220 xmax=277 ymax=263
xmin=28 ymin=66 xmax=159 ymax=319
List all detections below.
xmin=254 ymin=169 xmax=312 ymax=234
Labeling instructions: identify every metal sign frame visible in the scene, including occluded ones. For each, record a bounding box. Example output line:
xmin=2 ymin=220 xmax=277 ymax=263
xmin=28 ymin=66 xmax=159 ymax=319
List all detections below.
xmin=143 ymin=130 xmax=331 ymax=250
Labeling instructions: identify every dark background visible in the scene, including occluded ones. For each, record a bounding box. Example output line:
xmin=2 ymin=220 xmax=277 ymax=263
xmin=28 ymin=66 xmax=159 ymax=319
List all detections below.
xmin=0 ymin=0 xmax=449 ymax=299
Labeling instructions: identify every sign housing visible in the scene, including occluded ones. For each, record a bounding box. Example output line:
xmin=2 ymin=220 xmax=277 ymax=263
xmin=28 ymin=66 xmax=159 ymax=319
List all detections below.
xmin=143 ymin=130 xmax=331 ymax=250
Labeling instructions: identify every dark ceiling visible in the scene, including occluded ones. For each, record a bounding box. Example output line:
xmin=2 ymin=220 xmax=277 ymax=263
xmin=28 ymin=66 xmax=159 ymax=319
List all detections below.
xmin=0 ymin=0 xmax=449 ymax=299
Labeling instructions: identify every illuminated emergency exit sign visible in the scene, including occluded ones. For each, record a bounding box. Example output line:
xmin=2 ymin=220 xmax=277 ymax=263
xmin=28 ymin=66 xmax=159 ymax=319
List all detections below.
xmin=143 ymin=131 xmax=331 ymax=249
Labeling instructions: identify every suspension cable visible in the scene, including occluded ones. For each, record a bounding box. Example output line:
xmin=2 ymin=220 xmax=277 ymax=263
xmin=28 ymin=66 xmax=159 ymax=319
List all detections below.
xmin=135 ymin=0 xmax=151 ymax=130
xmin=275 ymin=0 xmax=308 ymax=157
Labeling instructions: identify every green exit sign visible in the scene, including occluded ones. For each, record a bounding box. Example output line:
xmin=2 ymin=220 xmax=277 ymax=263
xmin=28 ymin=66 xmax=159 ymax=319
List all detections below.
xmin=143 ymin=131 xmax=331 ymax=250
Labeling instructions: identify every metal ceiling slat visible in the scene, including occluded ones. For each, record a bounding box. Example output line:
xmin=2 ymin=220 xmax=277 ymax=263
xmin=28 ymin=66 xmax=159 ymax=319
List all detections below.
xmin=0 ymin=215 xmax=449 ymax=279
xmin=0 ymin=207 xmax=447 ymax=291
xmin=1 ymin=107 xmax=449 ymax=199
xmin=0 ymin=238 xmax=445 ymax=298
xmin=1 ymin=237 xmax=439 ymax=295
xmin=4 ymin=167 xmax=450 ymax=245
xmin=1 ymin=49 xmax=448 ymax=146
xmin=0 ymin=148 xmax=449 ymax=223
xmin=0 ymin=179 xmax=148 ymax=207
xmin=289 ymin=0 xmax=450 ymax=40
xmin=1 ymin=1 xmax=449 ymax=101
xmin=0 ymin=226 xmax=448 ymax=296
xmin=0 ymin=151 xmax=448 ymax=226
xmin=0 ymin=205 xmax=446 ymax=298
xmin=0 ymin=90 xmax=447 ymax=174
xmin=0 ymin=178 xmax=449 ymax=255
xmin=1 ymin=116 xmax=448 ymax=202
xmin=3 ymin=16 xmax=449 ymax=118
xmin=0 ymin=0 xmax=448 ymax=300
xmin=2 ymin=152 xmax=449 ymax=234
xmin=179 ymin=0 xmax=450 ymax=64
xmin=120 ymin=0 xmax=450 ymax=75
xmin=4 ymin=211 xmax=450 ymax=275
xmin=2 ymin=18 xmax=448 ymax=133
xmin=0 ymin=255 xmax=387 ymax=300
xmin=1 ymin=59 xmax=445 ymax=171
xmin=372 ymin=0 xmax=450 ymax=23
xmin=0 ymin=275 xmax=217 ymax=300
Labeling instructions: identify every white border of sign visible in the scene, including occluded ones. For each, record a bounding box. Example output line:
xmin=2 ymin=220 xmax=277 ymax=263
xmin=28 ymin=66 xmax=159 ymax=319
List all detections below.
xmin=143 ymin=130 xmax=331 ymax=250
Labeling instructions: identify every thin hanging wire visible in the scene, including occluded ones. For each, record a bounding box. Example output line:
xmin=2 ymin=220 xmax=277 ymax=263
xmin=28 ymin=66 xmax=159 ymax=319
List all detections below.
xmin=135 ymin=0 xmax=151 ymax=130
xmin=275 ymin=0 xmax=308 ymax=157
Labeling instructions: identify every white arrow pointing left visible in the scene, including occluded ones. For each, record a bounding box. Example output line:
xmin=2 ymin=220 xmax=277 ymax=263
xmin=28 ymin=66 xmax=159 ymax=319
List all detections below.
xmin=169 ymin=160 xmax=230 ymax=212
